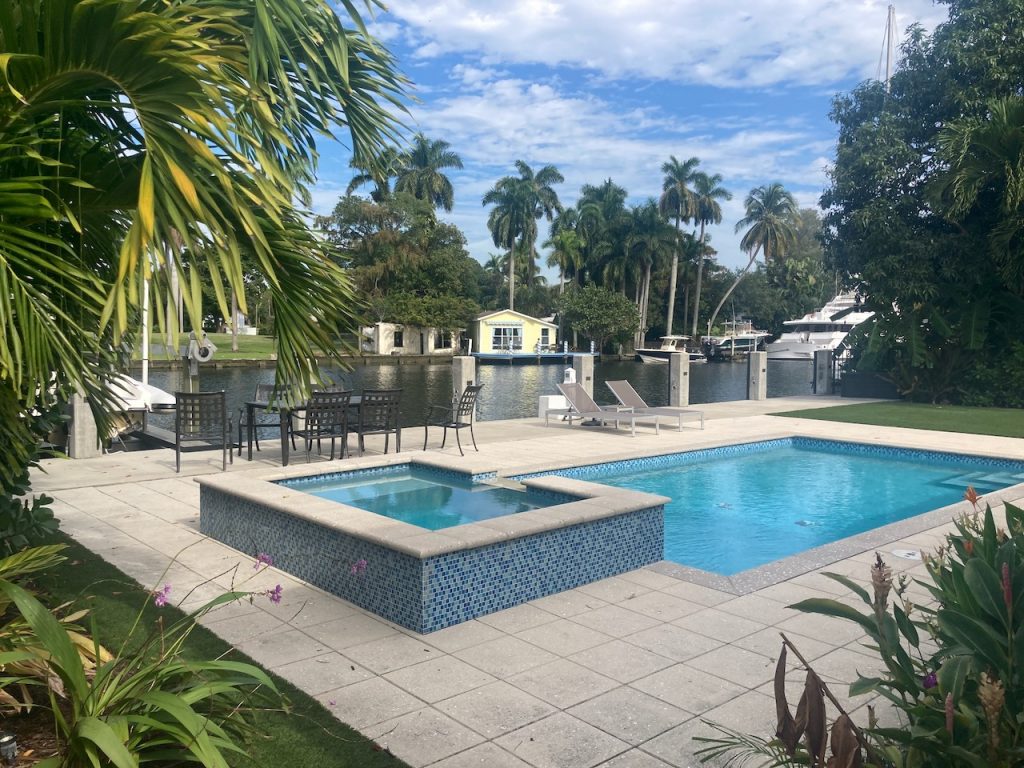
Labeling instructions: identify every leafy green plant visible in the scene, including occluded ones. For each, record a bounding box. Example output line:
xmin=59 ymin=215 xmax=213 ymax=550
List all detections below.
xmin=697 ymin=491 xmax=1024 ymax=767
xmin=0 ymin=546 xmax=283 ymax=767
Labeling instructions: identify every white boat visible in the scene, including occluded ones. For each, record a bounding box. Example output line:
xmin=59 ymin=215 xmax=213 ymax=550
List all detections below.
xmin=703 ymin=321 xmax=770 ymax=360
xmin=766 ymin=293 xmax=874 ymax=361
xmin=635 ymin=335 xmax=706 ymax=364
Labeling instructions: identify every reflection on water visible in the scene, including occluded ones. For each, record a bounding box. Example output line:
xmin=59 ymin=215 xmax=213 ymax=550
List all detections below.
xmin=146 ymin=358 xmax=813 ymax=428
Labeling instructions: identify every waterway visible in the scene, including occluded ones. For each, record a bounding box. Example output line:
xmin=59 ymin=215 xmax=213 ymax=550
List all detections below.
xmin=147 ymin=359 xmax=814 ymax=428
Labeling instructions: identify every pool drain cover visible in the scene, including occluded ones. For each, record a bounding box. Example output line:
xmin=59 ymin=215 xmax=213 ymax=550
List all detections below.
xmin=891 ymin=549 xmax=921 ymax=561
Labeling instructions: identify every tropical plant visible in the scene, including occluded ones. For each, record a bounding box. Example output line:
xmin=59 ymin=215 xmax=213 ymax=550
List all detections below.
xmin=482 ymin=161 xmax=563 ymax=311
xmin=558 ymin=285 xmax=640 ymax=354
xmin=0 ymin=0 xmax=405 ymax=497
xmin=707 ymin=183 xmax=798 ymax=333
xmin=577 ymin=179 xmax=630 ymax=292
xmin=345 ymin=145 xmax=405 ymax=202
xmin=698 ymin=490 xmax=1024 ymax=767
xmin=689 ymin=172 xmax=732 ymax=337
xmin=393 ymin=134 xmax=464 ymax=212
xmin=626 ymin=200 xmax=677 ymax=347
xmin=659 ymin=155 xmax=700 ymax=335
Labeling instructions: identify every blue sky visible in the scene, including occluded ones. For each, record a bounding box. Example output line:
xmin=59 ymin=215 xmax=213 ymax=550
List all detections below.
xmin=312 ymin=0 xmax=946 ymax=274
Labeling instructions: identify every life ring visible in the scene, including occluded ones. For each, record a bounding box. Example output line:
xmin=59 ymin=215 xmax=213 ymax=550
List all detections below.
xmin=195 ymin=344 xmax=213 ymax=361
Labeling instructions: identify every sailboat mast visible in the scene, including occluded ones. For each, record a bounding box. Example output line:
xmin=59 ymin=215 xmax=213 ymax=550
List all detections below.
xmin=883 ymin=4 xmax=896 ymax=92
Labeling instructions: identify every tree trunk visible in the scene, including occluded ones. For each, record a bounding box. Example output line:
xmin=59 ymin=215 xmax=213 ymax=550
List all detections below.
xmin=666 ymin=218 xmax=681 ymax=335
xmin=640 ymin=262 xmax=652 ymax=347
xmin=231 ymin=290 xmax=239 ymax=352
xmin=707 ymin=244 xmax=762 ymax=334
xmin=690 ymin=221 xmax=706 ymax=337
xmin=508 ymin=247 xmax=515 ymax=311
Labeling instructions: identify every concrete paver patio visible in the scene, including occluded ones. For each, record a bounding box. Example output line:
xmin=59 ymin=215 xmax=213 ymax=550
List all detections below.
xmin=31 ymin=396 xmax=1024 ymax=767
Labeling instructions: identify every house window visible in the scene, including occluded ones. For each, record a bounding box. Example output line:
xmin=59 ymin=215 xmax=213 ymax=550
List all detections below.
xmin=491 ymin=326 xmax=522 ymax=351
xmin=435 ymin=332 xmax=452 ymax=349
xmin=393 ymin=330 xmax=404 ymax=348
xmin=539 ymin=328 xmax=550 ymax=350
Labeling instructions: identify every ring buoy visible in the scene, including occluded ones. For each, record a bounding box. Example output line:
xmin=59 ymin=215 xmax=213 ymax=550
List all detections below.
xmin=196 ymin=345 xmax=213 ymax=361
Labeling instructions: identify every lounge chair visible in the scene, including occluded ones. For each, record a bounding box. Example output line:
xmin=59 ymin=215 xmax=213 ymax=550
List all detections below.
xmin=546 ymin=382 xmax=661 ymax=436
xmin=605 ymin=380 xmax=704 ymax=431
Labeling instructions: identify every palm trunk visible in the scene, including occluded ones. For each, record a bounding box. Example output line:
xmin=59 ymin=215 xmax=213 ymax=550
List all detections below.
xmin=640 ymin=262 xmax=652 ymax=347
xmin=666 ymin=218 xmax=681 ymax=335
xmin=707 ymin=244 xmax=762 ymax=334
xmin=508 ymin=247 xmax=515 ymax=311
xmin=230 ymin=290 xmax=239 ymax=352
xmin=690 ymin=220 xmax=706 ymax=337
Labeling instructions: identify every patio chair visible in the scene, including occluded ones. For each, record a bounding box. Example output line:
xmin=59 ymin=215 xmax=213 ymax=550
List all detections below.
xmin=174 ymin=391 xmax=232 ymax=472
xmin=606 ymin=380 xmax=705 ymax=431
xmin=354 ymin=388 xmax=402 ymax=455
xmin=547 ymin=382 xmax=661 ymax=436
xmin=423 ymin=384 xmax=484 ymax=456
xmin=237 ymin=382 xmax=279 ymax=456
xmin=290 ymin=390 xmax=353 ymax=461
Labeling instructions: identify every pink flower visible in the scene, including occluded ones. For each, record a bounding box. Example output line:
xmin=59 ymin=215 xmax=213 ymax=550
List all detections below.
xmin=254 ymin=553 xmax=274 ymax=570
xmin=265 ymin=584 xmax=283 ymax=605
xmin=328 ymin=699 xmax=336 ymax=707
xmin=153 ymin=583 xmax=172 ymax=607
xmin=350 ymin=558 xmax=368 ymax=576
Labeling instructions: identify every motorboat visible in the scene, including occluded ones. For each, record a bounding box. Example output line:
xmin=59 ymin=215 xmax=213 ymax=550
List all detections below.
xmin=766 ymin=293 xmax=874 ymax=361
xmin=635 ymin=335 xmax=706 ymax=364
xmin=703 ymin=321 xmax=770 ymax=360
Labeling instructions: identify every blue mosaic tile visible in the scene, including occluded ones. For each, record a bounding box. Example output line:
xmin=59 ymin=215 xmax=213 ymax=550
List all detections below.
xmin=276 ymin=462 xmax=495 ymax=491
xmin=200 ymin=485 xmax=663 ymax=633
xmin=513 ymin=437 xmax=1024 ymax=482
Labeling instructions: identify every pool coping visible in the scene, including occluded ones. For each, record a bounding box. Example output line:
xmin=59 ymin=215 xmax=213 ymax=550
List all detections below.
xmin=195 ymin=427 xmax=1024 ymax=596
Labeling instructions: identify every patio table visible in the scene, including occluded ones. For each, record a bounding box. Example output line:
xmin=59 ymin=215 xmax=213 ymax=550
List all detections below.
xmin=244 ymin=396 xmax=363 ymax=466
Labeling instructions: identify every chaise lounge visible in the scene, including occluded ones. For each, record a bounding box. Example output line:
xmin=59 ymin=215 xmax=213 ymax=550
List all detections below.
xmin=605 ymin=379 xmax=705 ymax=431
xmin=546 ymin=382 xmax=661 ymax=436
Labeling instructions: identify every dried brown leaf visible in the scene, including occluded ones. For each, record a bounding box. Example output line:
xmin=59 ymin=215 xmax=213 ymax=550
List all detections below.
xmin=826 ymin=714 xmax=863 ymax=768
xmin=804 ymin=670 xmax=828 ymax=768
xmin=774 ymin=642 xmax=802 ymax=754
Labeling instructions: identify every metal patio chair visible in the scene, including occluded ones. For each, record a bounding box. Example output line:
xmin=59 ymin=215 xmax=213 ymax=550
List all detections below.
xmin=290 ymin=389 xmax=353 ymax=461
xmin=423 ymin=384 xmax=484 ymax=456
xmin=354 ymin=388 xmax=402 ymax=455
xmin=174 ymin=391 xmax=232 ymax=472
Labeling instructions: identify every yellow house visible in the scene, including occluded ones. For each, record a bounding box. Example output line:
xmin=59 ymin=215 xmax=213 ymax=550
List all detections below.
xmin=472 ymin=310 xmax=558 ymax=355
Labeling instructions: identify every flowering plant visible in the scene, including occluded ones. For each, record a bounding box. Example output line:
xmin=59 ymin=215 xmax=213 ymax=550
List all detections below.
xmin=697 ymin=492 xmax=1024 ymax=767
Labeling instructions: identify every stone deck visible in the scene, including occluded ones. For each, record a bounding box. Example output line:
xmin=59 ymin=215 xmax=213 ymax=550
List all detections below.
xmin=31 ymin=396 xmax=1024 ymax=768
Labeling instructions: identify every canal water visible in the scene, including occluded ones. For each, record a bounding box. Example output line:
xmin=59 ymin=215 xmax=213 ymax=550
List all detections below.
xmin=147 ymin=359 xmax=813 ymax=428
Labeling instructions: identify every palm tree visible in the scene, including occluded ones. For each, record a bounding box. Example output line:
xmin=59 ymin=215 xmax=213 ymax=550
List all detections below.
xmin=707 ymin=183 xmax=798 ymax=332
xmin=0 ymin=0 xmax=403 ymax=493
xmin=544 ymin=228 xmax=583 ymax=294
xmin=394 ymin=134 xmax=464 ymax=211
xmin=659 ymin=156 xmax=700 ymax=335
xmin=483 ymin=161 xmax=563 ymax=309
xmin=689 ymin=172 xmax=733 ymax=337
xmin=578 ymin=179 xmax=630 ymax=291
xmin=346 ymin=146 xmax=403 ymax=202
xmin=626 ymin=200 xmax=677 ymax=346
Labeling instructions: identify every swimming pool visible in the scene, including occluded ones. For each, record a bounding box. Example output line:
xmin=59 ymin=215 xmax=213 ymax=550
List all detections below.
xmin=517 ymin=438 xmax=1024 ymax=575
xmin=277 ymin=466 xmax=561 ymax=530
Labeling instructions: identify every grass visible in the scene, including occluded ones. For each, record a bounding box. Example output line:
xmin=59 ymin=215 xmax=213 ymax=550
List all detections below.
xmin=773 ymin=401 xmax=1024 ymax=438
xmin=33 ymin=533 xmax=409 ymax=768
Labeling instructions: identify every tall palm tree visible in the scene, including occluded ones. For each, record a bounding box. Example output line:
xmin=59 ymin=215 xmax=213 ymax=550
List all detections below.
xmin=578 ymin=179 xmax=630 ymax=290
xmin=689 ymin=171 xmax=732 ymax=337
xmin=708 ymin=183 xmax=798 ymax=332
xmin=659 ymin=156 xmax=700 ymax=335
xmin=0 ymin=0 xmax=404 ymax=493
xmin=544 ymin=228 xmax=583 ymax=294
xmin=483 ymin=161 xmax=563 ymax=309
xmin=394 ymin=134 xmax=464 ymax=211
xmin=346 ymin=146 xmax=403 ymax=202
xmin=626 ymin=200 xmax=676 ymax=346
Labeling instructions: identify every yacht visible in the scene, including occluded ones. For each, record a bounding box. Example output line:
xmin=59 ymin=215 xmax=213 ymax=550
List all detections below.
xmin=703 ymin=320 xmax=771 ymax=360
xmin=635 ymin=335 xmax=706 ymax=364
xmin=766 ymin=293 xmax=874 ymax=360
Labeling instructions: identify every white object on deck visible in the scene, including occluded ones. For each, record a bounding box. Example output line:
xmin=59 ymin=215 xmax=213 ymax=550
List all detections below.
xmin=538 ymin=395 xmax=569 ymax=419
xmin=108 ymin=375 xmax=176 ymax=412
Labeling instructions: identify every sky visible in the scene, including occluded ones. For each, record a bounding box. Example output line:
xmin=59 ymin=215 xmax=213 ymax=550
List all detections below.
xmin=312 ymin=0 xmax=947 ymax=275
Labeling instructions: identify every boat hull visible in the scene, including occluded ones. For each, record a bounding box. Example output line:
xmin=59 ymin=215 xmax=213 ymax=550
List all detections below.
xmin=635 ymin=350 xmax=706 ymax=364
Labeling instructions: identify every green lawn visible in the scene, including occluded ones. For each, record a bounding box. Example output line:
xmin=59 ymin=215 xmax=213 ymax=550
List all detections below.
xmin=35 ymin=534 xmax=409 ymax=768
xmin=202 ymin=332 xmax=280 ymax=360
xmin=773 ymin=401 xmax=1024 ymax=438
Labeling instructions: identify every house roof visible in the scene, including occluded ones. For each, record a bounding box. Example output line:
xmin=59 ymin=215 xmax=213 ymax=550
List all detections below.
xmin=474 ymin=309 xmax=557 ymax=327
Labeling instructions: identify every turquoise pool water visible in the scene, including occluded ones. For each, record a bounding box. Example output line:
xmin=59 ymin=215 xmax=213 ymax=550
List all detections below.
xmin=279 ymin=468 xmax=559 ymax=531
xmin=517 ymin=438 xmax=1024 ymax=575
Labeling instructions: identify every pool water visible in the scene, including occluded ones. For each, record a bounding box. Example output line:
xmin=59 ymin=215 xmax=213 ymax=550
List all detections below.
xmin=281 ymin=468 xmax=554 ymax=530
xmin=521 ymin=439 xmax=1024 ymax=575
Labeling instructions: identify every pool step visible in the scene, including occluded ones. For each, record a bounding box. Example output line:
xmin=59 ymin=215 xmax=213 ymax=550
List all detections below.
xmin=479 ymin=477 xmax=528 ymax=492
xmin=935 ymin=471 xmax=1024 ymax=493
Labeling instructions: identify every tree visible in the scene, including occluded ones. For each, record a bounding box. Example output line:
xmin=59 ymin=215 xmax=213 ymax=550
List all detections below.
xmin=577 ymin=179 xmax=630 ymax=293
xmin=0 ymin=0 xmax=404 ymax=492
xmin=482 ymin=161 xmax=563 ymax=311
xmin=689 ymin=172 xmax=732 ymax=337
xmin=707 ymin=183 xmax=797 ymax=333
xmin=626 ymin=200 xmax=676 ymax=346
xmin=659 ymin=156 xmax=700 ymax=335
xmin=558 ymin=286 xmax=640 ymax=354
xmin=822 ymin=0 xmax=1024 ymax=402
xmin=394 ymin=134 xmax=464 ymax=212
xmin=345 ymin=145 xmax=403 ymax=202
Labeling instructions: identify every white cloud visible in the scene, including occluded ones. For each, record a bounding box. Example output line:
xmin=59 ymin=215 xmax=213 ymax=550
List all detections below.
xmin=382 ymin=0 xmax=945 ymax=89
